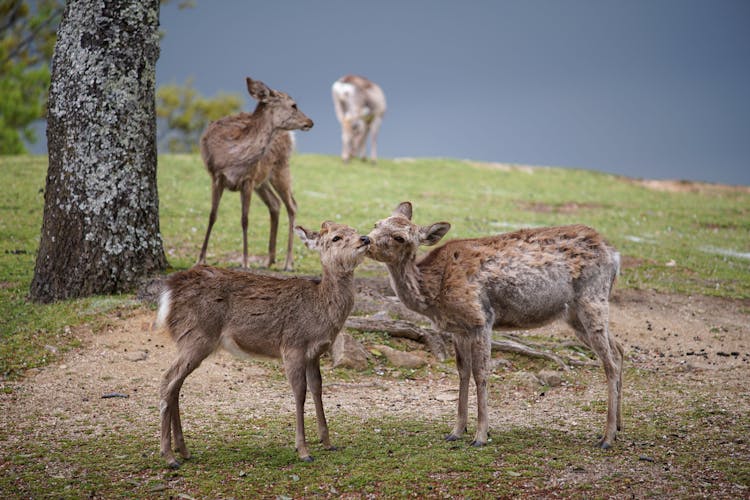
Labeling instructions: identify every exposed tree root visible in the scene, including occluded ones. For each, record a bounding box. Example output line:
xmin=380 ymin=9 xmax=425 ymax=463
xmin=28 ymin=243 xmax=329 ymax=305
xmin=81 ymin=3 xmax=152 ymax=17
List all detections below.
xmin=344 ymin=315 xmax=597 ymax=369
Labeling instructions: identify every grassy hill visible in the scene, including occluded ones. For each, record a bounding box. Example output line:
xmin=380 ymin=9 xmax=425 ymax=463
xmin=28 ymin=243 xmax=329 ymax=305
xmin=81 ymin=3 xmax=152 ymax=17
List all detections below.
xmin=1 ymin=154 xmax=749 ymax=378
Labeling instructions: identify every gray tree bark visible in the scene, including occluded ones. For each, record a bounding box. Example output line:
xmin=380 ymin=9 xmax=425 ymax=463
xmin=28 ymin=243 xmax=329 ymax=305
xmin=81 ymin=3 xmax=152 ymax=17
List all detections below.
xmin=30 ymin=0 xmax=167 ymax=303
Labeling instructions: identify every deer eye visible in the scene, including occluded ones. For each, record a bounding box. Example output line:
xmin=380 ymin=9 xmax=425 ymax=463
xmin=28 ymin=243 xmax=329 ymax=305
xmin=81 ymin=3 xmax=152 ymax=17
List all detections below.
xmin=291 ymin=104 xmax=298 ymax=110
xmin=332 ymin=235 xmax=342 ymax=242
xmin=393 ymin=236 xmax=405 ymax=243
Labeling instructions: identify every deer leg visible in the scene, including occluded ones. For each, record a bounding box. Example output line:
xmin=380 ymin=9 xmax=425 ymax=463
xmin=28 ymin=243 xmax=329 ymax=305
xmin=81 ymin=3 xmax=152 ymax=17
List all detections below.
xmin=283 ymin=350 xmax=312 ymax=461
xmin=269 ymin=167 xmax=298 ymax=271
xmin=198 ymin=180 xmax=225 ymax=265
xmin=341 ymin=122 xmax=352 ymax=163
xmin=240 ymin=180 xmax=256 ymax=269
xmin=254 ymin=182 xmax=281 ymax=268
xmin=612 ymin=337 xmax=625 ymax=431
xmin=160 ymin=338 xmax=213 ymax=468
xmin=306 ymin=358 xmax=334 ymax=450
xmin=355 ymin=126 xmax=368 ymax=161
xmin=469 ymin=328 xmax=492 ymax=446
xmin=446 ymin=334 xmax=472 ymax=442
xmin=368 ymin=115 xmax=383 ymax=163
xmin=568 ymin=300 xmax=622 ymax=449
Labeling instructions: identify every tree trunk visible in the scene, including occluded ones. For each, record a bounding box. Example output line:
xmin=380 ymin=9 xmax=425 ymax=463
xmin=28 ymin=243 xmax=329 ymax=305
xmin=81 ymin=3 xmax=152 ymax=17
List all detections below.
xmin=30 ymin=0 xmax=166 ymax=303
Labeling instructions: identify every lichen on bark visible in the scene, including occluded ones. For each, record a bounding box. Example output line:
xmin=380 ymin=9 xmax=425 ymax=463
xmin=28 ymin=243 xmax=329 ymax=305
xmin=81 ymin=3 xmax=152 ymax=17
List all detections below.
xmin=30 ymin=0 xmax=167 ymax=303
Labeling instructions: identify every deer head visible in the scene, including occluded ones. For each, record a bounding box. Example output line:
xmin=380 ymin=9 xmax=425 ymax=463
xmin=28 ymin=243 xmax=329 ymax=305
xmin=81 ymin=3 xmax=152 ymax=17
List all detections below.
xmin=367 ymin=202 xmax=451 ymax=264
xmin=296 ymin=221 xmax=371 ymax=273
xmin=246 ymin=77 xmax=313 ymax=131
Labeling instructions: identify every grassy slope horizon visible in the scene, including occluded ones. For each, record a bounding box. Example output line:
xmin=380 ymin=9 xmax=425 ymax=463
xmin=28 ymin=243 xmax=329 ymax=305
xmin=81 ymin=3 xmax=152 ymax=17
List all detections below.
xmin=1 ymin=153 xmax=748 ymax=380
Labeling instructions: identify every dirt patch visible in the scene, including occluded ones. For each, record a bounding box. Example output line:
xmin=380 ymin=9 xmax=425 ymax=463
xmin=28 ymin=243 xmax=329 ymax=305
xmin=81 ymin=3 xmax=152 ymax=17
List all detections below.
xmin=516 ymin=200 xmax=608 ymax=214
xmin=630 ymin=178 xmax=750 ymax=194
xmin=4 ymin=277 xmax=748 ymax=422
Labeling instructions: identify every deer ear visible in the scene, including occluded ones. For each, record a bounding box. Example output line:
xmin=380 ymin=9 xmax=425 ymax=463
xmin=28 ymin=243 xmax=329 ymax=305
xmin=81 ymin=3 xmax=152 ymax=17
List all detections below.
xmin=393 ymin=202 xmax=413 ymax=220
xmin=246 ymin=77 xmax=272 ymax=102
xmin=419 ymin=222 xmax=450 ymax=246
xmin=320 ymin=220 xmax=335 ymax=232
xmin=294 ymin=226 xmax=320 ymax=251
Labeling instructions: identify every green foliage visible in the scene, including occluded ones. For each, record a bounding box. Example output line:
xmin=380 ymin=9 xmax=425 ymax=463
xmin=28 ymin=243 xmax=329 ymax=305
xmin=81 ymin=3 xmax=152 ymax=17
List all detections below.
xmin=156 ymin=79 xmax=243 ymax=153
xmin=0 ymin=0 xmax=62 ymax=154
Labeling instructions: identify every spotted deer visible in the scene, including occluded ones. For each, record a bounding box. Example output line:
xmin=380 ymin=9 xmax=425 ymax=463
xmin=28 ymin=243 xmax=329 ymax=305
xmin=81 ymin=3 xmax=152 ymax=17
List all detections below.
xmin=366 ymin=202 xmax=624 ymax=449
xmin=331 ymin=74 xmax=386 ymax=163
xmin=198 ymin=77 xmax=313 ymax=269
xmin=158 ymin=222 xmax=371 ymax=468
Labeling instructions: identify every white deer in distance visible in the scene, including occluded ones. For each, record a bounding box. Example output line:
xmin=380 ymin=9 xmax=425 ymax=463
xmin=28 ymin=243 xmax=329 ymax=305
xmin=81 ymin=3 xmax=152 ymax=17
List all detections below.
xmin=332 ymin=75 xmax=386 ymax=163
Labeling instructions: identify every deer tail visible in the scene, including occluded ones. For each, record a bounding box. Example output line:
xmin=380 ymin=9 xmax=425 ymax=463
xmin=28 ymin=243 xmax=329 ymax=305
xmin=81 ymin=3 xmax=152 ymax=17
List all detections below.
xmin=156 ymin=287 xmax=172 ymax=330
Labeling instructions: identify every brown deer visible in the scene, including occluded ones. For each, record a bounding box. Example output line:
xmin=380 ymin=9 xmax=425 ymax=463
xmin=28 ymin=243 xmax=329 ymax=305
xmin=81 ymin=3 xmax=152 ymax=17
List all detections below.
xmin=366 ymin=202 xmax=624 ymax=449
xmin=331 ymin=75 xmax=386 ymax=163
xmin=157 ymin=222 xmax=371 ymax=468
xmin=197 ymin=77 xmax=313 ymax=269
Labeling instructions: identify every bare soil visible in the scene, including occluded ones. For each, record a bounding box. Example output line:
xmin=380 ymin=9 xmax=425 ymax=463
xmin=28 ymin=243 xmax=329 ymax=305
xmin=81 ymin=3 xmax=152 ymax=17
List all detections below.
xmin=2 ymin=275 xmax=749 ymax=495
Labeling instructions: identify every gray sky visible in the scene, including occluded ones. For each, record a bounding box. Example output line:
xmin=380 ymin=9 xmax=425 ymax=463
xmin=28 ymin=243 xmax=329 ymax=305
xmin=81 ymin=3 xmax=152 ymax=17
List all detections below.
xmin=157 ymin=0 xmax=750 ymax=186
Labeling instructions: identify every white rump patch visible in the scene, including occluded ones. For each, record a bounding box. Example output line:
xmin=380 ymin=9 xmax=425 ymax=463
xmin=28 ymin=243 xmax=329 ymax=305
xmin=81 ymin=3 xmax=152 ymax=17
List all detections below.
xmin=332 ymin=80 xmax=356 ymax=98
xmin=156 ymin=289 xmax=171 ymax=328
xmin=612 ymin=251 xmax=622 ymax=275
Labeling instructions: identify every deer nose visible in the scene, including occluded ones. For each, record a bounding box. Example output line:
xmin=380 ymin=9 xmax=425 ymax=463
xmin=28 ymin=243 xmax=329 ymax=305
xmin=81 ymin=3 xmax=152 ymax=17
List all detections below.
xmin=302 ymin=119 xmax=314 ymax=130
xmin=360 ymin=235 xmax=371 ymax=245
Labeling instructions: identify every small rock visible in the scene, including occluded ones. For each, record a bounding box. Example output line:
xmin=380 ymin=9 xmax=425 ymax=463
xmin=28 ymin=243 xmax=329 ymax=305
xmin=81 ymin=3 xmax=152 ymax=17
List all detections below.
xmin=491 ymin=358 xmax=512 ymax=371
xmin=101 ymin=392 xmax=129 ymax=399
xmin=371 ymin=310 xmax=390 ymax=320
xmin=639 ymin=455 xmax=655 ymax=462
xmin=124 ymin=350 xmax=148 ymax=362
xmin=435 ymin=390 xmax=459 ymax=402
xmin=332 ymin=333 xmax=369 ymax=370
xmin=373 ymin=344 xmax=426 ymax=369
xmin=537 ymin=369 xmax=563 ymax=387
xmin=508 ymin=371 xmax=540 ymax=389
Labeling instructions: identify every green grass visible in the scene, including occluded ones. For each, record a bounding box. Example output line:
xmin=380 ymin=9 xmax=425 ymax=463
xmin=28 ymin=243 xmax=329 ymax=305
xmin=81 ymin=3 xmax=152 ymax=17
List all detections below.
xmin=1 ymin=154 xmax=749 ymax=497
xmin=157 ymin=153 xmax=750 ymax=295
xmin=1 ymin=371 xmax=747 ymax=498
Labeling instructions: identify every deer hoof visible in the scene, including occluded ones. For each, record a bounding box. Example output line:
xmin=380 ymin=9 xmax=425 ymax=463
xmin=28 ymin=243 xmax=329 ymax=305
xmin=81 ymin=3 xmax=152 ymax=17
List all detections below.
xmin=444 ymin=433 xmax=460 ymax=442
xmin=166 ymin=459 xmax=181 ymax=469
xmin=301 ymin=456 xmax=314 ymax=462
xmin=470 ymin=440 xmax=486 ymax=447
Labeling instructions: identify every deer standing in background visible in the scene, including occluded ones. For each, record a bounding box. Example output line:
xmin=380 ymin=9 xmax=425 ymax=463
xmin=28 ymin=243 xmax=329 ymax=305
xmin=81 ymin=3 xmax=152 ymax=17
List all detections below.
xmin=331 ymin=74 xmax=386 ymax=163
xmin=198 ymin=77 xmax=313 ymax=269
xmin=158 ymin=221 xmax=371 ymax=468
xmin=366 ymin=202 xmax=624 ymax=449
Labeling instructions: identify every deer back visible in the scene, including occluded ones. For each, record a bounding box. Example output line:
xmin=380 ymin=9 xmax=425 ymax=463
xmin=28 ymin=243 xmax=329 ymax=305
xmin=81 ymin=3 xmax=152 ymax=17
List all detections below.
xmin=163 ymin=266 xmax=334 ymax=358
xmin=417 ymin=225 xmax=618 ymax=330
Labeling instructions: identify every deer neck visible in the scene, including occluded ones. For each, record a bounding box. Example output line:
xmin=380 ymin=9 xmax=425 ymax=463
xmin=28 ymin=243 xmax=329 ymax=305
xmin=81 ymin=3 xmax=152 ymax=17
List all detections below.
xmin=247 ymin=103 xmax=280 ymax=154
xmin=318 ymin=268 xmax=357 ymax=329
xmin=385 ymin=257 xmax=432 ymax=316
